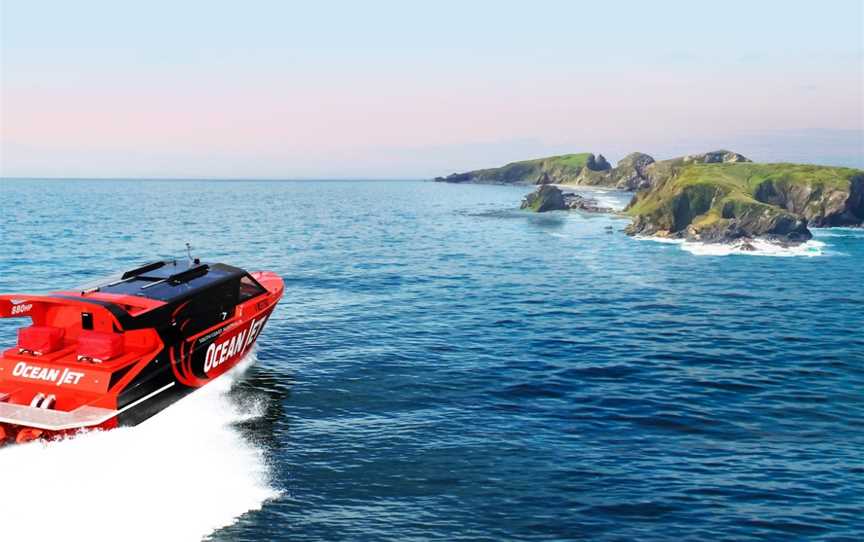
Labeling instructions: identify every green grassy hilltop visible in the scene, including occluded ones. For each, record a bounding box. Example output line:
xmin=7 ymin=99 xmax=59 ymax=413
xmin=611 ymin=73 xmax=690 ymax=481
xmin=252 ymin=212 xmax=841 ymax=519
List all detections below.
xmin=625 ymin=162 xmax=864 ymax=242
xmin=434 ymin=153 xmax=602 ymax=185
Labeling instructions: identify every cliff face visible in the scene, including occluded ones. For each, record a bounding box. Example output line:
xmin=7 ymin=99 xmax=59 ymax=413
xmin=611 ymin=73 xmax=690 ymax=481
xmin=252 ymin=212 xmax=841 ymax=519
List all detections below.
xmin=607 ymin=152 xmax=656 ymax=190
xmin=753 ymin=172 xmax=864 ymax=227
xmin=434 ymin=153 xmax=611 ymax=185
xmin=624 ymin=163 xmax=864 ymax=244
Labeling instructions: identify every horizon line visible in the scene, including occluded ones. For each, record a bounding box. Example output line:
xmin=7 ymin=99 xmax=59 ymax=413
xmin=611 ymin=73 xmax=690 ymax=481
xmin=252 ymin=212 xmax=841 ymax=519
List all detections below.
xmin=0 ymin=176 xmax=432 ymax=182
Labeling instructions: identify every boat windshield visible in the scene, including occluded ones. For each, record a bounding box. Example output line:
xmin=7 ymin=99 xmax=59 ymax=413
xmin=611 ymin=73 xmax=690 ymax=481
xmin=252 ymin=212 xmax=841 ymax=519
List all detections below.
xmin=70 ymin=261 xmax=247 ymax=303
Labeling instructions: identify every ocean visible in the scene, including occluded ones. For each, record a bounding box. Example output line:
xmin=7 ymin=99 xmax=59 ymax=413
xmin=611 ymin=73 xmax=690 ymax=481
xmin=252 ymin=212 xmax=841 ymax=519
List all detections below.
xmin=0 ymin=179 xmax=862 ymax=541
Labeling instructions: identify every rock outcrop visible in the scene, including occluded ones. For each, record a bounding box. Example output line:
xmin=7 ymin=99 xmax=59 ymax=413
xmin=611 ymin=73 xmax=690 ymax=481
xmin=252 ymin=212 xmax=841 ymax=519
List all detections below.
xmin=586 ymin=154 xmax=611 ymax=171
xmin=682 ymin=150 xmax=750 ymax=164
xmin=520 ymin=185 xmax=567 ymax=212
xmin=520 ymin=186 xmax=614 ymax=213
xmin=608 ymin=152 xmax=656 ymax=190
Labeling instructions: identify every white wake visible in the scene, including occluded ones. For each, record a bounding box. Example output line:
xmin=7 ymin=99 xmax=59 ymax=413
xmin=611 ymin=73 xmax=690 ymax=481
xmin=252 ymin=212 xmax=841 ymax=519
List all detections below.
xmin=0 ymin=353 xmax=277 ymax=542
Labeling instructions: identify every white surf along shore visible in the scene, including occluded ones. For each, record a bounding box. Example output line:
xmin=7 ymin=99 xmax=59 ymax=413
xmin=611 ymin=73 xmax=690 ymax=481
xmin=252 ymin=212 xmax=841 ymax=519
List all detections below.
xmin=633 ymin=222 xmax=864 ymax=258
xmin=552 ymin=184 xmax=631 ymax=212
xmin=636 ymin=235 xmax=827 ymax=257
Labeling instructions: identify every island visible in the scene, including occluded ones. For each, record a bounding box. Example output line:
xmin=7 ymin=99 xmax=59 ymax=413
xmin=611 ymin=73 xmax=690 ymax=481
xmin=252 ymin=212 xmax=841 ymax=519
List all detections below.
xmin=437 ymin=151 xmax=864 ymax=245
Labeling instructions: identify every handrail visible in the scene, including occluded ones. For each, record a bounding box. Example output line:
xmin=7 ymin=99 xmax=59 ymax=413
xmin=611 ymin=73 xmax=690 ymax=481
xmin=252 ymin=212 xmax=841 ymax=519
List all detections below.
xmin=120 ymin=261 xmax=167 ymax=280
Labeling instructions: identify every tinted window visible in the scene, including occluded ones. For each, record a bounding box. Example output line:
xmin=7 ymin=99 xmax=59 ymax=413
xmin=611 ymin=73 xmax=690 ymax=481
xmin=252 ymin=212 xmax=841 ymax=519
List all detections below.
xmin=238 ymin=275 xmax=266 ymax=302
xmin=185 ymin=281 xmax=237 ymax=335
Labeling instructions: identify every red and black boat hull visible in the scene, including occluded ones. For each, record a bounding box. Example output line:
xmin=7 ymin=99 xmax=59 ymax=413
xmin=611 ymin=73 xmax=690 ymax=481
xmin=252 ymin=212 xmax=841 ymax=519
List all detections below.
xmin=0 ymin=262 xmax=283 ymax=444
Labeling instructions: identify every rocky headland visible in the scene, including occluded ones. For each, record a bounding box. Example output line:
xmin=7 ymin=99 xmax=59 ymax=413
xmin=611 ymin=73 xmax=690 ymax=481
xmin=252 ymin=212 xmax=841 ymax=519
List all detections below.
xmin=437 ymin=150 xmax=864 ymax=246
xmin=435 ymin=153 xmax=612 ymax=186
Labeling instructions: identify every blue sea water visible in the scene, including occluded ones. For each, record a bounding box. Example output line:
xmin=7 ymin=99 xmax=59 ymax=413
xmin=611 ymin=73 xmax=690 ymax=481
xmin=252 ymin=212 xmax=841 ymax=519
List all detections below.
xmin=0 ymin=179 xmax=862 ymax=541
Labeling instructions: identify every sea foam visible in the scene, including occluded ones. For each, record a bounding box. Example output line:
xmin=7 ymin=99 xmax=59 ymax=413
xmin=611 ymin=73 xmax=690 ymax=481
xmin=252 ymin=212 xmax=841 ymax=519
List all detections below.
xmin=636 ymin=236 xmax=826 ymax=257
xmin=553 ymin=185 xmax=631 ymax=211
xmin=0 ymin=352 xmax=277 ymax=542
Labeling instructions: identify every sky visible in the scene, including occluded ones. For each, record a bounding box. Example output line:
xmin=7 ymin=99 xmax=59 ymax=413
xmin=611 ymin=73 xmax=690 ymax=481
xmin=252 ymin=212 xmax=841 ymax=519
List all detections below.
xmin=1 ymin=0 xmax=862 ymax=179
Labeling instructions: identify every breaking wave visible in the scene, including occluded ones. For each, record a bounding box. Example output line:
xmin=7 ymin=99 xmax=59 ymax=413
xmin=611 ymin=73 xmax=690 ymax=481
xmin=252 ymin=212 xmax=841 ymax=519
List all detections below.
xmin=0 ymin=352 xmax=277 ymax=542
xmin=554 ymin=185 xmax=632 ymax=211
xmin=636 ymin=236 xmax=826 ymax=257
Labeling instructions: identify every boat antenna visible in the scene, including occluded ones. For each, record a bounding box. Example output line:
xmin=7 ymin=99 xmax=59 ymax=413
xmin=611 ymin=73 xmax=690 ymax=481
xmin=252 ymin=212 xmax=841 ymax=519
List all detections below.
xmin=185 ymin=242 xmax=201 ymax=265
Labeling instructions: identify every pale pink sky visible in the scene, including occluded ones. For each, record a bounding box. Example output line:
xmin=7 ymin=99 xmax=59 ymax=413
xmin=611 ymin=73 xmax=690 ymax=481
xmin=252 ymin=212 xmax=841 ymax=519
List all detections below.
xmin=1 ymin=0 xmax=862 ymax=178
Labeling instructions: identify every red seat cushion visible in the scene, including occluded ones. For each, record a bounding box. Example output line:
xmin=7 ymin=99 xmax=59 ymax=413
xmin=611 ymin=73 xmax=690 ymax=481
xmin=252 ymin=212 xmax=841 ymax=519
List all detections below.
xmin=17 ymin=326 xmax=65 ymax=354
xmin=77 ymin=331 xmax=124 ymax=361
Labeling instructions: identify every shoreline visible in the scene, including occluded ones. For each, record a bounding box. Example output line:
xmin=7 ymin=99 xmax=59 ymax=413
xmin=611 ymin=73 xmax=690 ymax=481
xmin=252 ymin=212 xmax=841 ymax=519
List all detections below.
xmin=441 ymin=150 xmax=863 ymax=247
xmin=634 ymin=234 xmax=827 ymax=257
xmin=517 ymin=182 xmax=859 ymax=257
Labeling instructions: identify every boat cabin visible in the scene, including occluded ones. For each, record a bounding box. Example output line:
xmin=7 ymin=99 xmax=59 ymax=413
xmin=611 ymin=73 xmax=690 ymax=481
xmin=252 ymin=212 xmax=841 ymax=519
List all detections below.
xmin=0 ymin=261 xmax=269 ymax=408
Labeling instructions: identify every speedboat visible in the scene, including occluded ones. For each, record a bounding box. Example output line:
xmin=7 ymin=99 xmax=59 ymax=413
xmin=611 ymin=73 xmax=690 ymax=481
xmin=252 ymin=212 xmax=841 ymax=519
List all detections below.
xmin=0 ymin=259 xmax=283 ymax=444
